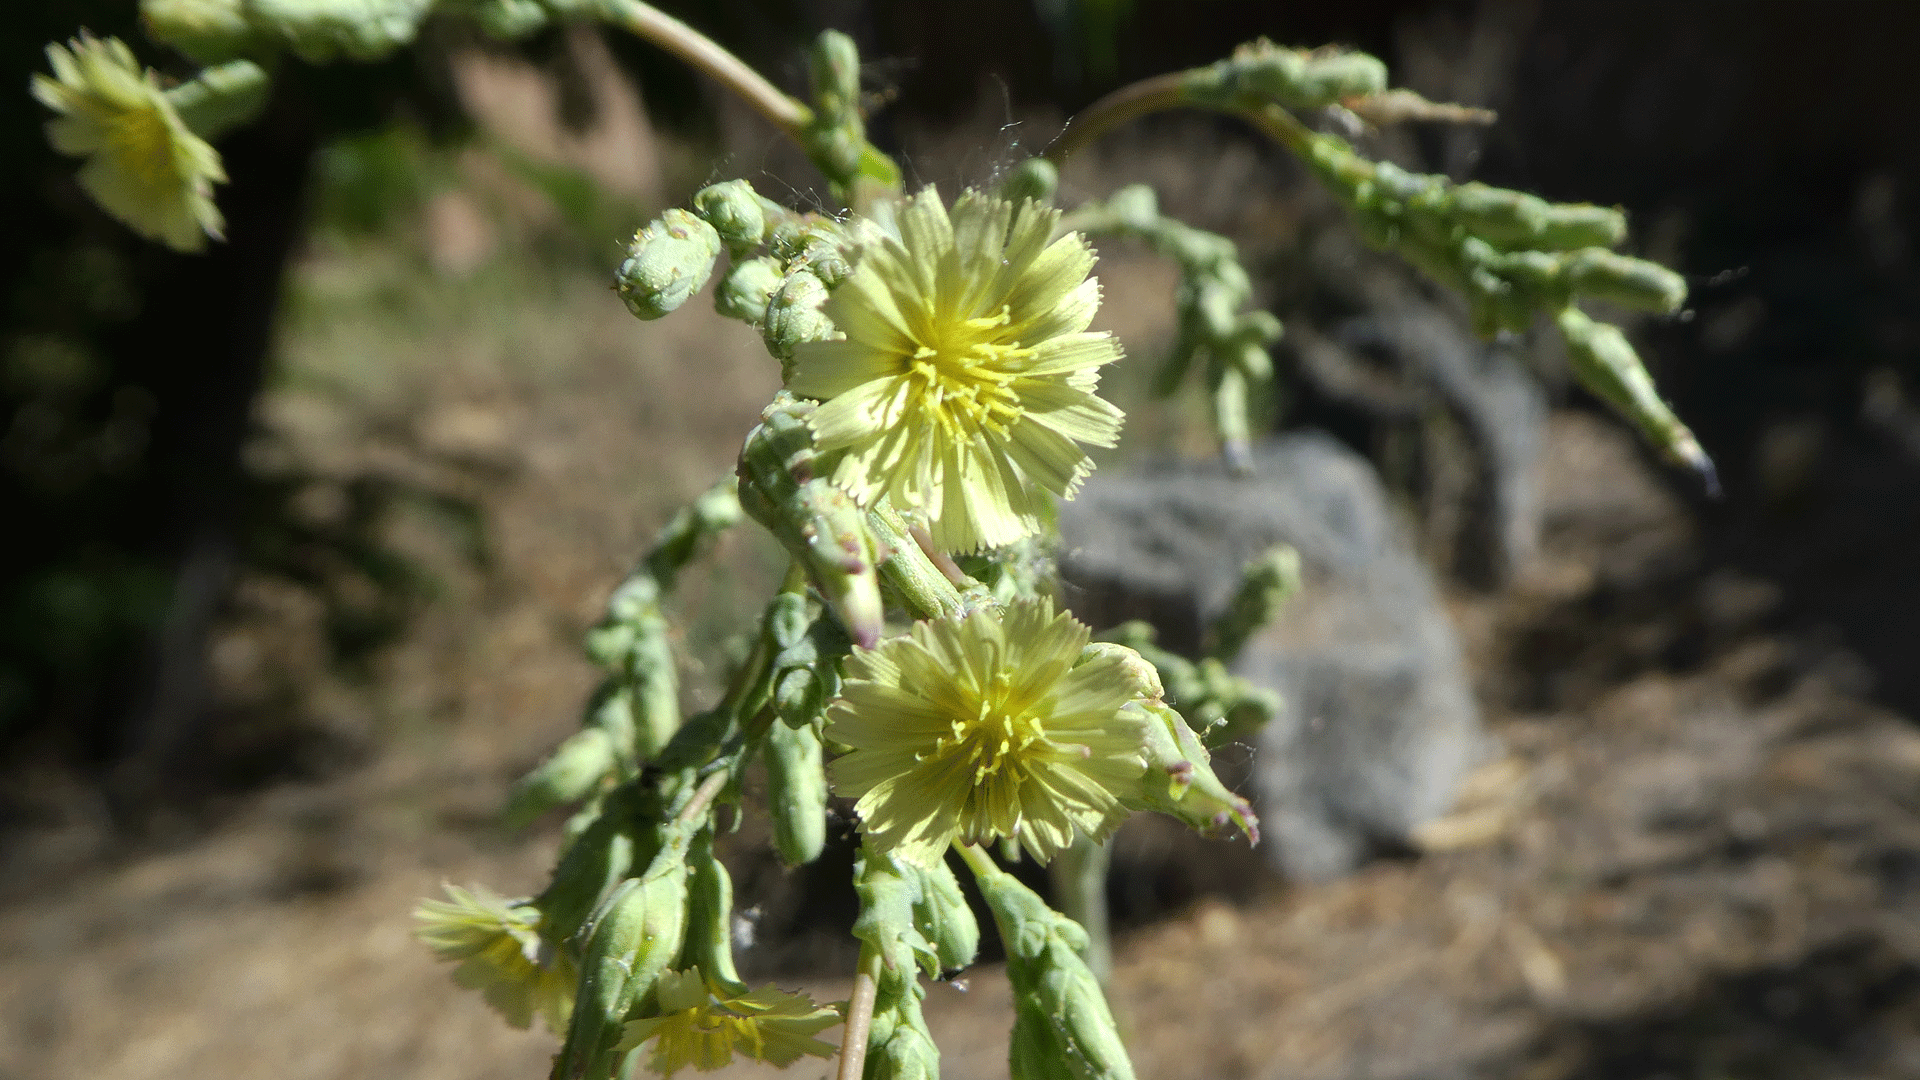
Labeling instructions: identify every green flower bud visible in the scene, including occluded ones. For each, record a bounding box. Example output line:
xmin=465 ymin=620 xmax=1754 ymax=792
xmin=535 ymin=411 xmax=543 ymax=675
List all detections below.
xmin=677 ymin=830 xmax=742 ymax=987
xmin=248 ymin=0 xmax=432 ymax=62
xmin=713 ymin=256 xmax=784 ymax=325
xmin=808 ymin=30 xmax=861 ymax=119
xmin=1126 ymin=701 xmax=1260 ymax=844
xmin=1449 ymin=182 xmax=1552 ymax=251
xmin=996 ymin=157 xmax=1059 ymax=208
xmin=764 ymin=719 xmax=828 ymax=867
xmin=868 ymin=996 xmax=941 ymax=1080
xmin=1563 ymin=248 xmax=1688 ymax=314
xmin=692 ymin=179 xmax=768 ymax=251
xmin=617 ymin=209 xmax=722 ymax=320
xmin=165 ymin=60 xmax=271 ymax=141
xmin=503 ymin=725 xmax=617 ymax=828
xmin=1206 ymin=545 xmax=1302 ymax=662
xmin=140 ymin=0 xmax=254 ymax=64
xmin=1555 ymin=306 xmax=1715 ymax=485
xmin=965 ymin=849 xmax=1136 ymax=1080
xmin=640 ymin=479 xmax=742 ymax=589
xmin=537 ymin=812 xmax=641 ymax=948
xmin=1538 ymin=202 xmax=1629 ymax=250
xmin=462 ymin=0 xmax=549 ymax=40
xmin=907 ymin=858 xmax=980 ymax=974
xmin=761 ymin=270 xmax=838 ymax=366
xmin=555 ymin=856 xmax=691 ymax=1080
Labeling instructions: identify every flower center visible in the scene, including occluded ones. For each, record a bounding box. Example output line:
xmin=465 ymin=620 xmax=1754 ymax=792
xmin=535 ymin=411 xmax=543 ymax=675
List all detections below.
xmin=933 ymin=675 xmax=1045 ymax=787
xmin=109 ymin=108 xmax=178 ymax=187
xmin=904 ymin=307 xmax=1032 ymax=436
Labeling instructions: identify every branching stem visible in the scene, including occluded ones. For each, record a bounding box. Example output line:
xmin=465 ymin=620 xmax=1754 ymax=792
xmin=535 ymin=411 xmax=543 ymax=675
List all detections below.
xmin=1044 ymin=73 xmax=1185 ymax=166
xmin=601 ymin=0 xmax=813 ymax=141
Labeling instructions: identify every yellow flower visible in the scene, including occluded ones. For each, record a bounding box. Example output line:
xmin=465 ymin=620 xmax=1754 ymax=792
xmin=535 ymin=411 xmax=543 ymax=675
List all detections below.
xmin=616 ymin=968 xmax=842 ymax=1077
xmin=825 ymin=601 xmax=1153 ymax=863
xmin=786 ymin=187 xmax=1124 ymax=553
xmin=413 ymin=883 xmax=576 ymax=1034
xmin=32 ymin=33 xmax=227 ymax=252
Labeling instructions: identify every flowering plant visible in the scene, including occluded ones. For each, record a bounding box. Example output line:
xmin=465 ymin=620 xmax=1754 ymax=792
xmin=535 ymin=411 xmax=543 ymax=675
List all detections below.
xmin=33 ymin=5 xmax=1704 ymax=1077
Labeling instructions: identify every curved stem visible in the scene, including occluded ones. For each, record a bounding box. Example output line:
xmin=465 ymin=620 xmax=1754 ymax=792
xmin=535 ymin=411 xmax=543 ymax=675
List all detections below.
xmin=601 ymin=0 xmax=812 ymax=140
xmin=836 ymin=942 xmax=884 ymax=1080
xmin=1044 ymin=72 xmax=1185 ymax=166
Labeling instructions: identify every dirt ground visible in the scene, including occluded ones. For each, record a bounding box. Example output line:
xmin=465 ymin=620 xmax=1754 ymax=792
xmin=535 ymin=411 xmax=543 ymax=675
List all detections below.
xmin=6 ymin=123 xmax=1920 ymax=1079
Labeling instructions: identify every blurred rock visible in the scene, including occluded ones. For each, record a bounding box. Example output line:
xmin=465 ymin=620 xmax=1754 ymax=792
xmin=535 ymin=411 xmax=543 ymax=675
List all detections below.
xmin=1060 ymin=431 xmax=1490 ymax=881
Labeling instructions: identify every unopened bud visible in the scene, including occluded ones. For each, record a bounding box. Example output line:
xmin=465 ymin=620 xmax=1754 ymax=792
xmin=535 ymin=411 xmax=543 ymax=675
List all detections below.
xmin=249 ymin=0 xmax=431 ymax=62
xmin=141 ymin=0 xmax=253 ymax=65
xmin=503 ymin=726 xmax=616 ymax=827
xmin=713 ymin=256 xmax=784 ymax=325
xmin=1563 ymin=248 xmax=1688 ymax=314
xmin=1126 ymin=701 xmax=1260 ymax=845
xmin=761 ymin=270 xmax=837 ymax=365
xmin=1556 ymin=306 xmax=1714 ymax=485
xmin=1205 ymin=545 xmax=1301 ymax=662
xmin=617 ymin=209 xmax=721 ymax=320
xmin=555 ymin=858 xmax=690 ymax=1080
xmin=995 ymin=157 xmax=1059 ymax=208
xmin=677 ymin=831 xmax=741 ymax=987
xmin=691 ymin=179 xmax=768 ymax=251
xmin=764 ymin=720 xmax=827 ymax=866
xmin=908 ymin=858 xmax=980 ymax=973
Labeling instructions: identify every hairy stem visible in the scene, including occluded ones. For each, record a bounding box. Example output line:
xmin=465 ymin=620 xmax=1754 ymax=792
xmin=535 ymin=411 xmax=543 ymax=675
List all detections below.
xmin=836 ymin=941 xmax=884 ymax=1080
xmin=1044 ymin=72 xmax=1184 ymax=166
xmin=601 ymin=0 xmax=812 ymax=141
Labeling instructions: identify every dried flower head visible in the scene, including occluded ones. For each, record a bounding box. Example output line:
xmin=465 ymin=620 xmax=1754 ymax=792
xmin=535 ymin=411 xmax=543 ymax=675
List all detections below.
xmin=33 ymin=33 xmax=226 ymax=252
xmin=616 ymin=968 xmax=841 ymax=1077
xmin=786 ymin=187 xmax=1124 ymax=552
xmin=413 ymin=883 xmax=576 ymax=1034
xmin=825 ymin=601 xmax=1154 ymax=862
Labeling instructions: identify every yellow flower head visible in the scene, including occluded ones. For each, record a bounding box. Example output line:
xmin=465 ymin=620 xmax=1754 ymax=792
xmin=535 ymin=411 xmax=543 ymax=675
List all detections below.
xmin=616 ymin=968 xmax=842 ymax=1077
xmin=786 ymin=187 xmax=1124 ymax=553
xmin=32 ymin=33 xmax=227 ymax=252
xmin=825 ymin=601 xmax=1154 ymax=863
xmin=413 ymin=883 xmax=576 ymax=1034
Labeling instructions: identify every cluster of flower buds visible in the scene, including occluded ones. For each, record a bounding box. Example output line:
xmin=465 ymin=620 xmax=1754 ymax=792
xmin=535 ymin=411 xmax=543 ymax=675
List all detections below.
xmin=142 ymin=0 xmax=433 ymax=64
xmin=1203 ymin=545 xmax=1303 ymax=662
xmin=758 ymin=588 xmax=848 ymax=865
xmin=1183 ymin=38 xmax=1388 ymax=113
xmin=962 ymin=847 xmax=1137 ymax=1080
xmin=1099 ymin=620 xmax=1280 ymax=751
xmin=800 ymin=31 xmax=903 ymax=205
xmin=736 ymin=394 xmax=887 ymax=647
xmin=1293 ymin=131 xmax=1711 ymax=479
xmin=503 ymin=481 xmax=738 ymax=826
xmin=1068 ymin=184 xmax=1283 ymax=472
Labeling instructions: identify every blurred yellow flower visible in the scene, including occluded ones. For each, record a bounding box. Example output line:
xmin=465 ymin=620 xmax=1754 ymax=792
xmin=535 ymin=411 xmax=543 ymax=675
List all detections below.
xmin=825 ymin=601 xmax=1153 ymax=863
xmin=786 ymin=187 xmax=1124 ymax=552
xmin=413 ymin=883 xmax=576 ymax=1034
xmin=32 ymin=33 xmax=226 ymax=252
xmin=616 ymin=968 xmax=841 ymax=1077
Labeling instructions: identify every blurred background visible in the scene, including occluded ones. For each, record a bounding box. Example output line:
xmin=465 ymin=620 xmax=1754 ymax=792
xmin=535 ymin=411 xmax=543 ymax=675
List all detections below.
xmin=3 ymin=1 xmax=1919 ymax=1078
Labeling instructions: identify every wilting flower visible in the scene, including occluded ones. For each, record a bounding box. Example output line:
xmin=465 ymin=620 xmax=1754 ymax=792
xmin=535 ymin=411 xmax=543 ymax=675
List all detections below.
xmin=825 ymin=601 xmax=1154 ymax=863
xmin=616 ymin=968 xmax=841 ymax=1077
xmin=32 ymin=33 xmax=227 ymax=252
xmin=786 ymin=187 xmax=1125 ymax=553
xmin=413 ymin=883 xmax=576 ymax=1034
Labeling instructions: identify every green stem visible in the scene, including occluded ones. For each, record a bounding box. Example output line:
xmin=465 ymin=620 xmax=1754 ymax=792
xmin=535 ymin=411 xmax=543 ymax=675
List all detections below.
xmin=600 ymin=0 xmax=813 ymax=141
xmin=1050 ymin=836 xmax=1113 ymax=985
xmin=1045 ymin=72 xmax=1185 ymax=166
xmin=836 ymin=941 xmax=884 ymax=1080
xmin=955 ymin=841 xmax=999 ymax=880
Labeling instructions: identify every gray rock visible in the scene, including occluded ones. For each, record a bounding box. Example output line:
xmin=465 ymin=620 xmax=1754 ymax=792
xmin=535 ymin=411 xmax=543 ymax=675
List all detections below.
xmin=1059 ymin=432 xmax=1490 ymax=881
